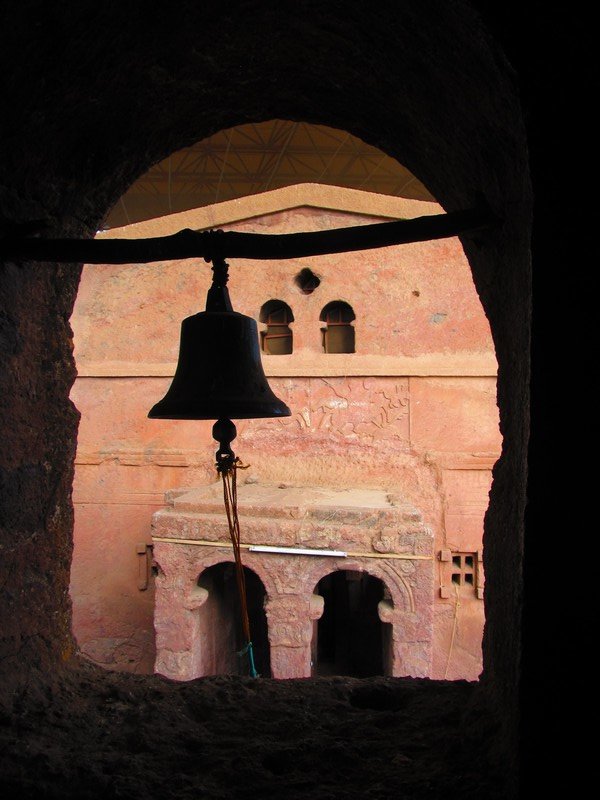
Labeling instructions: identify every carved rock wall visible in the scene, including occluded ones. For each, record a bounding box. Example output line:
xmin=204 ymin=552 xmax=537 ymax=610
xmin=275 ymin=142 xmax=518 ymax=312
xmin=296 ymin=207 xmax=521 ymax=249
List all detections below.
xmin=152 ymin=485 xmax=434 ymax=680
xmin=70 ymin=200 xmax=500 ymax=677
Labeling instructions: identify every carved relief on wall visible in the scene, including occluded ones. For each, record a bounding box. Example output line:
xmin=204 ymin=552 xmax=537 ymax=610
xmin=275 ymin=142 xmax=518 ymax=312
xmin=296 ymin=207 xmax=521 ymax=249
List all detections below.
xmin=239 ymin=377 xmax=409 ymax=450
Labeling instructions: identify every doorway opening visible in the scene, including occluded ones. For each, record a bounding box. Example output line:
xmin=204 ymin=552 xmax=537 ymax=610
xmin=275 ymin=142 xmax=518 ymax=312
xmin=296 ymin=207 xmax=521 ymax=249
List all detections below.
xmin=312 ymin=570 xmax=392 ymax=678
xmin=197 ymin=562 xmax=271 ymax=677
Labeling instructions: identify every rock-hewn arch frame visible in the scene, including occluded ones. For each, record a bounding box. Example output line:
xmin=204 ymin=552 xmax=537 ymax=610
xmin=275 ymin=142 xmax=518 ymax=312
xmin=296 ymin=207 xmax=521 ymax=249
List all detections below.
xmin=153 ymin=548 xmax=275 ymax=680
xmin=309 ymin=561 xmax=418 ymax=677
xmin=196 ymin=560 xmax=271 ymax=677
xmin=0 ymin=0 xmax=530 ymax=788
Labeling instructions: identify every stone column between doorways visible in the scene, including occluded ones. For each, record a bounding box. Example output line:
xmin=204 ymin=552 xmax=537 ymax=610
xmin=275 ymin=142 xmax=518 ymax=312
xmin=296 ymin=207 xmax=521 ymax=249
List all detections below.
xmin=264 ymin=592 xmax=315 ymax=678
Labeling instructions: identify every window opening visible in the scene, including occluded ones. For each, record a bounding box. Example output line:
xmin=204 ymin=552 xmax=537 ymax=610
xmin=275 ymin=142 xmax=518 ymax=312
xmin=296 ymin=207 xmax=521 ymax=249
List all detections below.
xmin=320 ymin=300 xmax=356 ymax=353
xmin=259 ymin=299 xmax=294 ymax=355
xmin=295 ymin=267 xmax=321 ymax=294
xmin=439 ymin=550 xmax=482 ymax=598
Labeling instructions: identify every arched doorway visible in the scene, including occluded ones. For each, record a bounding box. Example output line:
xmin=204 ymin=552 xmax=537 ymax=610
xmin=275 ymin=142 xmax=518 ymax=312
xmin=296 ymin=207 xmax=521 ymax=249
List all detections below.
xmin=196 ymin=562 xmax=271 ymax=677
xmin=312 ymin=570 xmax=392 ymax=678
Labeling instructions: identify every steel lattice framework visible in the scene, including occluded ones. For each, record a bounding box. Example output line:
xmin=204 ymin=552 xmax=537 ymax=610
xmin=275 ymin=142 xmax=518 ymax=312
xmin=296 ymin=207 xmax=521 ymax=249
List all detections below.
xmin=109 ymin=120 xmax=432 ymax=228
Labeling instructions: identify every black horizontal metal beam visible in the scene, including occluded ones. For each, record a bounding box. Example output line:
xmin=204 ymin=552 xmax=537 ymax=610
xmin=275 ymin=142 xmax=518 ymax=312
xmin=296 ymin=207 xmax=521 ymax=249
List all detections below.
xmin=0 ymin=205 xmax=494 ymax=265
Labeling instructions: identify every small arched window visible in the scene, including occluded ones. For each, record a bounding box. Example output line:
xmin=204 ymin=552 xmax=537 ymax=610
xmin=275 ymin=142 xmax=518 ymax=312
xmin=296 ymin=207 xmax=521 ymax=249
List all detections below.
xmin=320 ymin=301 xmax=356 ymax=353
xmin=259 ymin=300 xmax=294 ymax=355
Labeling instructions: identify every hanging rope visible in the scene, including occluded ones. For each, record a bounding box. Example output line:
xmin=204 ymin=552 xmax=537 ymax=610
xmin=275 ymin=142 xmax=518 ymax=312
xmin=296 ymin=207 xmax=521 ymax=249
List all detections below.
xmin=214 ymin=418 xmax=257 ymax=678
xmin=443 ymin=582 xmax=461 ymax=680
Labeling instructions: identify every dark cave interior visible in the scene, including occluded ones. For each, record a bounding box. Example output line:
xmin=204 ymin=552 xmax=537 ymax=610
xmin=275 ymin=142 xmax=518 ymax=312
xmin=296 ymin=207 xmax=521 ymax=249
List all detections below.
xmin=314 ymin=571 xmax=389 ymax=679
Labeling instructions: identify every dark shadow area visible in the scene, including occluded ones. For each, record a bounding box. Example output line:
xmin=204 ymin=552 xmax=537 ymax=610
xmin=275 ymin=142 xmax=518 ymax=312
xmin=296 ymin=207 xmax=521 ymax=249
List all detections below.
xmin=313 ymin=571 xmax=391 ymax=678
xmin=0 ymin=663 xmax=509 ymax=800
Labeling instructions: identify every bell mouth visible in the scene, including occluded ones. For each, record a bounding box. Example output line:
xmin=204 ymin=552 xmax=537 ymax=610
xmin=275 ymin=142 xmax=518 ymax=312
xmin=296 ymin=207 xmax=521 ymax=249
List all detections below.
xmin=148 ymin=400 xmax=291 ymax=421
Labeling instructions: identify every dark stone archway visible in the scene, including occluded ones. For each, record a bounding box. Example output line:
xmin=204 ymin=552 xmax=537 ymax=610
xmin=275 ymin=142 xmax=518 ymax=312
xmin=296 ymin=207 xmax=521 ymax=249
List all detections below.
xmin=196 ymin=563 xmax=271 ymax=678
xmin=313 ymin=570 xmax=392 ymax=678
xmin=0 ymin=2 xmax=535 ymax=796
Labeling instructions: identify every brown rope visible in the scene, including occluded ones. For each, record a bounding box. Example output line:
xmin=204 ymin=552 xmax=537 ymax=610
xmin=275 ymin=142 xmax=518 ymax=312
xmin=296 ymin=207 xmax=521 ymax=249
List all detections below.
xmin=219 ymin=458 xmax=257 ymax=676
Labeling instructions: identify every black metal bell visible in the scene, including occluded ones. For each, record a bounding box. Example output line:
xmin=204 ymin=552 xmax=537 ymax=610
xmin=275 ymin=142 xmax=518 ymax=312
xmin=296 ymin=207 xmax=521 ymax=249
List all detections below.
xmin=148 ymin=258 xmax=291 ymax=421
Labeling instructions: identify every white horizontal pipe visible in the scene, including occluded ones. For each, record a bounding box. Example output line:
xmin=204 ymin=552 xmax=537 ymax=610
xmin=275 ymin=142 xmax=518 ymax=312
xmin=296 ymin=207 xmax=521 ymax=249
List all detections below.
xmin=152 ymin=536 xmax=433 ymax=560
xmin=248 ymin=545 xmax=347 ymax=558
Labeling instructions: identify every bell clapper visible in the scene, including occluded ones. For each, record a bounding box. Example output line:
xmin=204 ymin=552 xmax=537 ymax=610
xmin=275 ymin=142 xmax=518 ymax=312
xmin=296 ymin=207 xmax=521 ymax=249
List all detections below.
xmin=213 ymin=417 xmax=237 ymax=473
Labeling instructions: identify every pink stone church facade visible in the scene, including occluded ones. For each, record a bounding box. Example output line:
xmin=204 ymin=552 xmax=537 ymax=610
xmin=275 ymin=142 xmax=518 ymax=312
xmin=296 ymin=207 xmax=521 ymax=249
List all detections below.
xmin=69 ymin=185 xmax=500 ymax=681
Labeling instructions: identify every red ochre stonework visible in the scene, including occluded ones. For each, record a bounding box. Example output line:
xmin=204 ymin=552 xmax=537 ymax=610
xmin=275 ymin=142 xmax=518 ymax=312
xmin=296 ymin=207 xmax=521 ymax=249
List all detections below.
xmin=152 ymin=485 xmax=433 ymax=680
xmin=69 ymin=187 xmax=501 ymax=680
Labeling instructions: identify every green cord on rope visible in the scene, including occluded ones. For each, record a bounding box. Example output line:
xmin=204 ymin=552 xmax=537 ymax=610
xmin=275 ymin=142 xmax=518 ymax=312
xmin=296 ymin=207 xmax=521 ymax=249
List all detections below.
xmin=238 ymin=641 xmax=259 ymax=678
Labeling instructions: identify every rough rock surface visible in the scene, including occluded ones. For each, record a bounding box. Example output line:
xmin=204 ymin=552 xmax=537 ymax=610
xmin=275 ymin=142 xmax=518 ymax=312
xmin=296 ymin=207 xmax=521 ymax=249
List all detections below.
xmin=0 ymin=660 xmax=507 ymax=800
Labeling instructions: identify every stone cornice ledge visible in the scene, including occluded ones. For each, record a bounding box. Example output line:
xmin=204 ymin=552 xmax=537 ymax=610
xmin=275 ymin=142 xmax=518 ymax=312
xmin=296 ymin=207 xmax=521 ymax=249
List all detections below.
xmin=75 ymin=352 xmax=497 ymax=379
xmin=99 ymin=184 xmax=441 ymax=240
